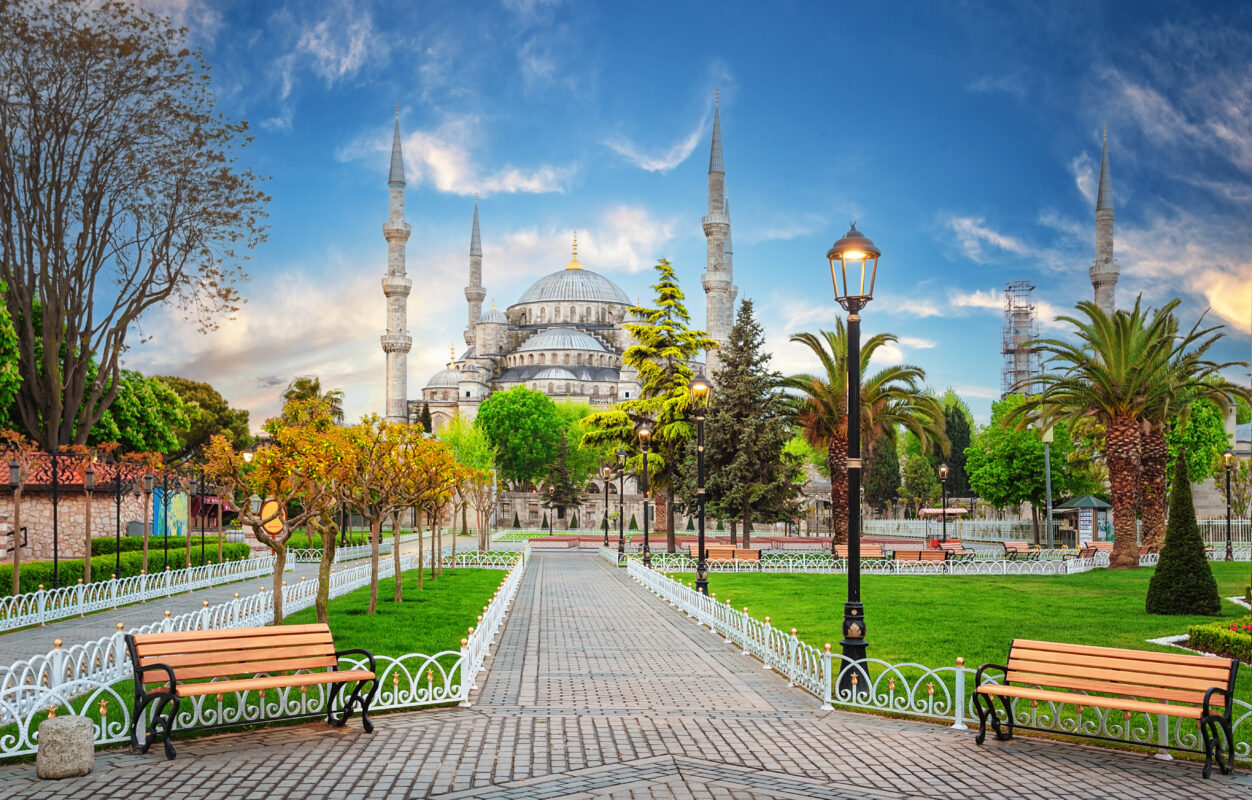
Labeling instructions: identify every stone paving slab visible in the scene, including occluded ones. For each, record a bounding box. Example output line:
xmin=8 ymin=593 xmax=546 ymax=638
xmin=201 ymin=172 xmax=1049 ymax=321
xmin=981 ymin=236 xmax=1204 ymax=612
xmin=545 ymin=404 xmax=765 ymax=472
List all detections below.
xmin=0 ymin=551 xmax=1248 ymax=799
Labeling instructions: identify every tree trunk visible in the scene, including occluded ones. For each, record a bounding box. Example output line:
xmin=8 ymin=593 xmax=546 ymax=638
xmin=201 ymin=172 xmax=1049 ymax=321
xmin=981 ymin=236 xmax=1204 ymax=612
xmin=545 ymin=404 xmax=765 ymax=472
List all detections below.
xmin=416 ymin=514 xmax=425 ymax=590
xmin=83 ymin=490 xmax=92 ymax=584
xmin=1139 ymin=425 xmax=1168 ymax=549
xmin=741 ymin=500 xmax=752 ymax=550
xmin=729 ymin=520 xmax=738 ymax=546
xmin=665 ymin=488 xmax=677 ymax=553
xmin=450 ymin=509 xmax=458 ymax=569
xmin=1031 ymin=504 xmax=1040 ymax=546
xmin=435 ymin=515 xmax=443 ymax=576
xmin=315 ymin=516 xmax=337 ymax=625
xmin=391 ymin=512 xmax=403 ymax=602
xmin=367 ymin=518 xmax=382 ymax=614
xmin=1106 ymin=415 xmax=1142 ymax=569
xmin=461 ymin=504 xmax=468 ymax=537
xmin=216 ymin=498 xmax=223 ymax=562
xmin=828 ymin=434 xmax=849 ymax=548
xmin=272 ymin=542 xmax=287 ymax=624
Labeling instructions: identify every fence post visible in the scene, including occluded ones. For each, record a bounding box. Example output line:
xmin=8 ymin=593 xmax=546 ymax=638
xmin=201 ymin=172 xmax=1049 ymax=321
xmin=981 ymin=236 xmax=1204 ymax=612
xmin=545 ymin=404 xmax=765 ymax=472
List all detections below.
xmin=820 ymin=644 xmax=834 ymax=710
xmin=36 ymin=585 xmax=46 ymax=626
xmin=76 ymin=580 xmax=85 ymax=617
xmin=50 ymin=638 xmax=64 ymax=693
xmin=110 ymin=574 xmax=119 ymax=609
xmin=951 ymin=657 xmax=967 ymax=730
xmin=458 ymin=638 xmax=473 ymax=707
xmin=787 ymin=629 xmax=798 ymax=687
xmin=114 ymin=623 xmax=128 ymax=681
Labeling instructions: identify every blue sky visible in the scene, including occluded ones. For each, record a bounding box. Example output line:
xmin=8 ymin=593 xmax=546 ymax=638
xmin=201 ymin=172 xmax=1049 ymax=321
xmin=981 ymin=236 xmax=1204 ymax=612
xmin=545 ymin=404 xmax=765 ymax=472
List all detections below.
xmin=127 ymin=0 xmax=1252 ymax=427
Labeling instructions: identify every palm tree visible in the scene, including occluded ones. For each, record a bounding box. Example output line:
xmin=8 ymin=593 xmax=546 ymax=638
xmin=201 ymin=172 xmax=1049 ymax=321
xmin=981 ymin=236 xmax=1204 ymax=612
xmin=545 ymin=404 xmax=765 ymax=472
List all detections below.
xmin=1012 ymin=299 xmax=1178 ymax=569
xmin=782 ymin=322 xmax=947 ymax=547
xmin=282 ymin=376 xmax=345 ymax=424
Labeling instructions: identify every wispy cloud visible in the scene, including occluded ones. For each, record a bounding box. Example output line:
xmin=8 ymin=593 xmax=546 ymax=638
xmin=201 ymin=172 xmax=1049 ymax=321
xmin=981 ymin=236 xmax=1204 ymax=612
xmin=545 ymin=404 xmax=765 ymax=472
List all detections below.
xmin=875 ymin=294 xmax=944 ymax=318
xmin=965 ymin=73 xmax=1027 ymax=98
xmin=944 ymin=215 xmax=1032 ymax=262
xmin=948 ymin=288 xmax=1002 ymax=311
xmin=129 ymin=0 xmax=223 ymax=42
xmin=898 ymin=336 xmax=937 ymax=349
xmin=603 ymin=113 xmax=709 ymax=173
xmin=484 ymin=205 xmax=678 ymax=279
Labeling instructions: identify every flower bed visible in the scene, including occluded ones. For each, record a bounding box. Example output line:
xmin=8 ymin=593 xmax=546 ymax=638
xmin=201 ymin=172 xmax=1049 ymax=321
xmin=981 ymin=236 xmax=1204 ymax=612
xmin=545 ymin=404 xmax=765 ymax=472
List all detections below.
xmin=1187 ymin=616 xmax=1252 ymax=663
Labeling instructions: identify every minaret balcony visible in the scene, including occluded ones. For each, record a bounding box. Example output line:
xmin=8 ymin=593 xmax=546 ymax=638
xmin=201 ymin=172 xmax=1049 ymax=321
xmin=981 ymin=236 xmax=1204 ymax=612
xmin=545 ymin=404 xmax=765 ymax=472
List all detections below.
xmin=381 ymin=333 xmax=412 ymax=353
xmin=382 ymin=276 xmax=412 ymax=296
xmin=702 ymin=273 xmax=733 ymax=293
xmin=383 ymin=220 xmax=411 ymax=239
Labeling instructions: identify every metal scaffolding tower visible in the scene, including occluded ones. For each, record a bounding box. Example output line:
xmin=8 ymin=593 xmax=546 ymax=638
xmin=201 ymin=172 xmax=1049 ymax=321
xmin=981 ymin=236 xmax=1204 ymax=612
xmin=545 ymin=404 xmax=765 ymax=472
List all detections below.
xmin=1001 ymin=281 xmax=1041 ymax=398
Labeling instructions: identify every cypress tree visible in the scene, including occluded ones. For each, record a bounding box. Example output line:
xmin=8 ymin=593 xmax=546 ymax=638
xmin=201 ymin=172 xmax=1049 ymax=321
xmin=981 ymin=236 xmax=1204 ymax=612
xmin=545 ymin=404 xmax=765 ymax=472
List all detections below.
xmin=512 ymin=512 xmax=521 ymax=529
xmin=1146 ymin=457 xmax=1221 ymax=615
xmin=686 ymin=517 xmax=695 ymax=531
xmin=420 ymin=402 xmax=433 ymax=433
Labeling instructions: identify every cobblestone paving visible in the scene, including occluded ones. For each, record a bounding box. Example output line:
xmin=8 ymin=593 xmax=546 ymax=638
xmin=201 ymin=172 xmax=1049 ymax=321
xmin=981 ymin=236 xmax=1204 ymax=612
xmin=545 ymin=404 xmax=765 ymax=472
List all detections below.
xmin=1 ymin=551 xmax=1248 ymax=799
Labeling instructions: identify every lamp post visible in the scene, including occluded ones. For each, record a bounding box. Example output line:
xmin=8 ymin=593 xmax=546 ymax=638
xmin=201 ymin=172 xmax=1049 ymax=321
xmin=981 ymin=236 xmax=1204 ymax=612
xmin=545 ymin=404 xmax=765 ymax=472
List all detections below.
xmin=600 ymin=466 xmax=613 ymax=547
xmin=196 ymin=470 xmax=208 ymax=565
xmin=142 ymin=473 xmax=155 ymax=574
xmin=689 ymin=374 xmax=712 ymax=594
xmin=49 ymin=449 xmax=62 ymax=589
xmin=938 ymin=463 xmax=949 ymax=544
xmin=827 ymin=222 xmax=881 ymax=696
xmin=1042 ymin=425 xmax=1055 ymax=549
xmin=1223 ymin=449 xmax=1234 ymax=562
xmin=83 ymin=461 xmax=96 ymax=583
xmin=7 ymin=456 xmax=23 ymax=590
xmin=161 ymin=472 xmax=171 ymax=572
xmin=635 ymin=422 xmax=653 ymax=568
xmin=110 ymin=456 xmax=126 ymax=578
xmin=546 ymin=486 xmax=554 ymax=536
xmin=616 ymin=448 xmax=627 ymax=562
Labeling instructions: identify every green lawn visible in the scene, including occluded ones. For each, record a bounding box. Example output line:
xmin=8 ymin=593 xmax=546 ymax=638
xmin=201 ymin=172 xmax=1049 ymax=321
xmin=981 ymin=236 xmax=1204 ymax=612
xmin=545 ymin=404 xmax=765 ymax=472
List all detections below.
xmin=285 ymin=566 xmax=506 ymax=656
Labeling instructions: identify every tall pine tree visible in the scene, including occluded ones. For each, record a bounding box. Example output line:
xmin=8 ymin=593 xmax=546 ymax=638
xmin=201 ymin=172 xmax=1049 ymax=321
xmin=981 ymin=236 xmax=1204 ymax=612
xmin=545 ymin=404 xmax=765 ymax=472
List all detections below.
xmin=700 ymin=300 xmax=802 ymax=547
xmin=863 ymin=432 xmax=901 ymax=511
xmin=940 ymin=392 xmax=973 ymax=498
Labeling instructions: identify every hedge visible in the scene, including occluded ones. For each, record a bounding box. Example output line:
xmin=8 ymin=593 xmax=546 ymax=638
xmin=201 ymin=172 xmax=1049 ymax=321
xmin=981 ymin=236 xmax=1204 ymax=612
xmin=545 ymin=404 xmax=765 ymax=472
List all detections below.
xmin=0 ymin=544 xmax=252 ymax=595
xmin=90 ymin=535 xmax=228 ymax=555
xmin=1187 ymin=616 xmax=1252 ymax=663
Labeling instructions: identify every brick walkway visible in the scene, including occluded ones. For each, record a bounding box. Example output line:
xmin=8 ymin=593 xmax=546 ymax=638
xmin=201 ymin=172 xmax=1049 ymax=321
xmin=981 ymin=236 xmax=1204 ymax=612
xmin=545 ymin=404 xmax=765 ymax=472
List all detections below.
xmin=1 ymin=551 xmax=1249 ymax=799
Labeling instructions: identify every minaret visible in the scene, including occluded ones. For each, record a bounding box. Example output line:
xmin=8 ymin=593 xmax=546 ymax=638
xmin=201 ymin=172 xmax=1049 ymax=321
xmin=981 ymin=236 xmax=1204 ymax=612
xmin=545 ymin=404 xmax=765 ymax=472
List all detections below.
xmin=1090 ymin=127 xmax=1117 ymax=315
xmin=465 ymin=197 xmax=485 ymax=347
xmin=381 ymin=110 xmax=412 ymax=423
xmin=701 ymin=92 xmax=736 ymax=377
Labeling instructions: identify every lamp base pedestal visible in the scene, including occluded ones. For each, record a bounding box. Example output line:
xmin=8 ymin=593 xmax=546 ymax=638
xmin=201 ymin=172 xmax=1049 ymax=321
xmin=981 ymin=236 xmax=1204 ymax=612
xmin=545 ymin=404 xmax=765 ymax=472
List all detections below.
xmin=837 ymin=601 xmax=869 ymax=698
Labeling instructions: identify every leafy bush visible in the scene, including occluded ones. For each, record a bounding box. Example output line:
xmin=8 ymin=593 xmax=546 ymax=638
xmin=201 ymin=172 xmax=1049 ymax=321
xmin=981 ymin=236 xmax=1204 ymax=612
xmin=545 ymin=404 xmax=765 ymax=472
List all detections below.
xmin=89 ymin=535 xmax=229 ymax=555
xmin=1145 ymin=458 xmax=1221 ymax=615
xmin=0 ymin=544 xmax=252 ymax=594
xmin=1187 ymin=616 xmax=1251 ymax=663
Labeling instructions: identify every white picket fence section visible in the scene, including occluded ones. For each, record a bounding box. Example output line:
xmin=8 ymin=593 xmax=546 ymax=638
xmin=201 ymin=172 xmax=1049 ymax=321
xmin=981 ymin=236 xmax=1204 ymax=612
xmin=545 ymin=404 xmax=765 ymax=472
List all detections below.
xmin=0 ymin=545 xmax=527 ymax=758
xmin=626 ymin=559 xmax=1251 ymax=765
xmin=0 ymin=556 xmax=281 ymax=633
xmin=289 ymin=532 xmax=424 ymax=564
xmin=614 ymin=549 xmax=1110 ymax=576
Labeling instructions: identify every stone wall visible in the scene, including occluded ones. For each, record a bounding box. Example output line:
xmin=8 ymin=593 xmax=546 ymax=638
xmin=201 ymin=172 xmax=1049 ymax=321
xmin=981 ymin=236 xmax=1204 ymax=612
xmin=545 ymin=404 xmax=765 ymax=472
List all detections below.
xmin=0 ymin=493 xmax=148 ymax=562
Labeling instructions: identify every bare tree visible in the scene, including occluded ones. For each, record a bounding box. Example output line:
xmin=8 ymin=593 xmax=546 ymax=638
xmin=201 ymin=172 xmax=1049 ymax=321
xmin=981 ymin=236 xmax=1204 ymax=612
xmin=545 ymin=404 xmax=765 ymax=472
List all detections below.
xmin=0 ymin=0 xmax=268 ymax=448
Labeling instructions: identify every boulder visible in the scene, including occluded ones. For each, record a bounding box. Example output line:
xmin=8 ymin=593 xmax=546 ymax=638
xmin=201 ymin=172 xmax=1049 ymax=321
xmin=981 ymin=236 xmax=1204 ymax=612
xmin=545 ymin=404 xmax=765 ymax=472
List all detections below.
xmin=36 ymin=715 xmax=94 ymax=779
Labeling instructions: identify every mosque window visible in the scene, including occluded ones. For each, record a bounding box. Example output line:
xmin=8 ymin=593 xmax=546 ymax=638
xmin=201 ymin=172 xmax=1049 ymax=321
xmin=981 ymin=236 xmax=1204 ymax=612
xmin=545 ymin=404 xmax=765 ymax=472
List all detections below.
xmin=539 ymin=307 xmax=546 ymax=323
xmin=547 ymin=383 xmax=554 ymax=393
xmin=465 ymin=391 xmax=470 ymax=398
xmin=569 ymin=306 xmax=576 ymax=320
xmin=554 ymin=307 xmax=561 ymax=322
xmin=591 ymin=385 xmax=599 ymax=395
xmin=585 ymin=306 xmax=591 ymax=321
xmin=528 ymin=354 xmax=534 ymax=365
xmin=576 ymin=353 xmax=584 ymax=365
xmin=563 ymin=353 xmax=570 ymax=365
xmin=539 ymin=354 xmax=546 ymax=365
xmin=624 ymin=391 xmax=630 ymax=398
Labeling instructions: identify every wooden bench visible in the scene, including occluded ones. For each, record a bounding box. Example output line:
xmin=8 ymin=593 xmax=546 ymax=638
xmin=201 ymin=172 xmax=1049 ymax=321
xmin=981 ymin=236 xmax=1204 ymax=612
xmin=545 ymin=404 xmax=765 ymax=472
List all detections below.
xmin=1001 ymin=540 xmax=1039 ymax=560
xmin=892 ymin=549 xmax=948 ymax=563
xmin=1080 ymin=540 xmax=1113 ymax=552
xmin=832 ymin=544 xmax=885 ymax=559
xmin=126 ymin=623 xmax=377 ymax=759
xmin=974 ymin=639 xmax=1239 ymax=778
xmin=703 ymin=544 xmax=739 ymax=561
xmin=938 ymin=540 xmax=975 ymax=560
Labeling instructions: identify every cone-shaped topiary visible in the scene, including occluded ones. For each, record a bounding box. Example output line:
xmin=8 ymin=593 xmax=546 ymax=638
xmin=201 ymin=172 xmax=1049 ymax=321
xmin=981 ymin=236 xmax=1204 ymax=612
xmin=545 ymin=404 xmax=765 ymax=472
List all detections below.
xmin=1146 ymin=457 xmax=1221 ymax=615
xmin=686 ymin=517 xmax=695 ymax=531
xmin=512 ymin=512 xmax=521 ymax=529
xmin=628 ymin=514 xmax=639 ymax=530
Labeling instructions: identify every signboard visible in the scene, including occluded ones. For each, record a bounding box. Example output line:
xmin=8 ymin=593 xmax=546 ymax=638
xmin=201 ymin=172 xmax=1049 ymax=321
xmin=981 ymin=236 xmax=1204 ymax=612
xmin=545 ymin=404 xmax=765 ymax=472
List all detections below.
xmin=259 ymin=498 xmax=286 ymax=535
xmin=152 ymin=487 xmax=188 ymax=538
xmin=1078 ymin=508 xmax=1094 ymax=540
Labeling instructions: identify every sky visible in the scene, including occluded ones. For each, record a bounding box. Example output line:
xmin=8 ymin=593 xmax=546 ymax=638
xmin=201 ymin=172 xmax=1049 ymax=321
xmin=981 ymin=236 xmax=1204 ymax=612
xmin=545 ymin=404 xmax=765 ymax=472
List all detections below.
xmin=124 ymin=0 xmax=1252 ymax=428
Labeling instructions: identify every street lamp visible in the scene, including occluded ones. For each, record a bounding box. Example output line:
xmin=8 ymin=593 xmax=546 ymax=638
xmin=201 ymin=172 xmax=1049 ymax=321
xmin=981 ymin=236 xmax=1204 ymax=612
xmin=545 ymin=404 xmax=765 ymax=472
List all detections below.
xmin=827 ymin=221 xmax=881 ymax=696
xmin=938 ymin=463 xmax=949 ymax=544
xmin=635 ymin=422 xmax=653 ymax=568
xmin=689 ymin=373 xmax=712 ymax=595
xmin=1223 ymin=449 xmax=1234 ymax=562
xmin=109 ymin=455 xmax=127 ymax=578
xmin=84 ymin=461 xmax=96 ymax=583
xmin=142 ymin=473 xmax=155 ymax=574
xmin=546 ymin=486 xmax=554 ymax=536
xmin=600 ymin=465 xmax=613 ymax=547
xmin=7 ymin=456 xmax=24 ymax=576
xmin=616 ymin=448 xmax=627 ymax=562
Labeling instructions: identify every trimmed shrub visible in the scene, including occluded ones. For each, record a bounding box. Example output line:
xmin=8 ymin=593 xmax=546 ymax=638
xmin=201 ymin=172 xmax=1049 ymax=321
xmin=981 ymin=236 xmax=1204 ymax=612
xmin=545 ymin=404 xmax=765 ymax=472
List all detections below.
xmin=512 ymin=513 xmax=521 ymax=529
xmin=628 ymin=514 xmax=638 ymax=530
xmin=1146 ymin=458 xmax=1221 ymax=615
xmin=1187 ymin=616 xmax=1251 ymax=663
xmin=716 ymin=520 xmax=724 ymax=531
xmin=90 ymin=535 xmax=233 ymax=555
xmin=686 ymin=517 xmax=695 ymax=531
xmin=0 ymin=544 xmax=253 ymax=594
xmin=541 ymin=513 xmax=548 ymax=529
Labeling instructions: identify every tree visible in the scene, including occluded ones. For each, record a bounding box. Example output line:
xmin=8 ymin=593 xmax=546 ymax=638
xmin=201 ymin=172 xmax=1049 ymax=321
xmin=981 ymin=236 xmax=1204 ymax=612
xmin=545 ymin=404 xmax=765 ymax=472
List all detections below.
xmin=939 ymin=391 xmax=973 ymax=498
xmin=545 ymin=437 xmax=584 ymax=524
xmin=1237 ymin=397 xmax=1251 ymax=425
xmin=900 ymin=452 xmax=938 ymax=516
xmin=555 ymin=401 xmax=611 ymax=487
xmin=466 ymin=468 xmax=497 ymax=550
xmin=1166 ymin=399 xmax=1232 ymax=485
xmin=439 ymin=414 xmax=497 ymax=537
xmin=582 ymin=260 xmax=715 ymax=552
xmin=476 ymin=387 xmax=562 ymax=486
xmin=156 ymin=376 xmax=252 ymax=461
xmin=1014 ymin=298 xmax=1237 ymax=568
xmin=282 ymin=376 xmax=344 ymax=424
xmin=1213 ymin=458 xmax=1251 ymax=520
xmin=1145 ymin=457 xmax=1221 ymax=615
xmin=782 ymin=323 xmax=946 ymax=546
xmin=0 ymin=0 xmax=268 ymax=448
xmin=864 ymin=433 xmax=901 ymax=511
xmin=88 ymin=371 xmax=187 ymax=454
xmin=697 ymin=300 xmax=801 ymax=547
xmin=420 ymin=402 xmax=433 ymax=434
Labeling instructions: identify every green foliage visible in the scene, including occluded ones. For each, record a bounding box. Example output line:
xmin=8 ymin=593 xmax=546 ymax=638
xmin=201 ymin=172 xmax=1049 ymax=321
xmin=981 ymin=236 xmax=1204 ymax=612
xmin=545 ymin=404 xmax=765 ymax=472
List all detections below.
xmin=476 ymin=387 xmax=562 ymax=485
xmin=88 ymin=370 xmax=189 ymax=454
xmin=784 ymin=433 xmax=827 ymax=479
xmin=900 ymin=452 xmax=938 ymax=513
xmin=939 ymin=393 xmax=973 ymax=497
xmin=716 ymin=519 xmax=724 ymax=531
xmin=541 ymin=513 xmax=549 ymax=529
xmin=1146 ymin=458 xmax=1221 ymax=615
xmin=0 ymin=281 xmax=20 ymax=428
xmin=1237 ymin=397 xmax=1251 ymax=425
xmin=1213 ymin=458 xmax=1251 ymax=519
xmin=512 ymin=512 xmax=521 ymax=529
xmin=0 ymin=545 xmax=251 ymax=594
xmin=420 ymin=401 xmax=433 ymax=434
xmin=545 ymin=436 xmax=584 ymax=517
xmin=686 ymin=516 xmax=694 ymax=531
xmin=89 ymin=535 xmax=226 ymax=555
xmin=282 ymin=376 xmax=344 ymax=424
xmin=155 ymin=376 xmax=252 ymax=461
xmin=569 ymin=512 xmax=578 ymax=528
xmin=438 ymin=414 xmax=497 ymax=471
xmin=864 ymin=433 xmax=901 ymax=510
xmin=1187 ymin=616 xmax=1251 ymax=663
xmin=1165 ymin=399 xmax=1231 ymax=483
xmin=628 ymin=514 xmax=639 ymax=530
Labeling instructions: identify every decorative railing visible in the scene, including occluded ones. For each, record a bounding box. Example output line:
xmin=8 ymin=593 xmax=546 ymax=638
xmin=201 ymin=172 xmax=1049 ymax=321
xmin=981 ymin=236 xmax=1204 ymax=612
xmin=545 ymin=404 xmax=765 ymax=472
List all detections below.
xmin=0 ymin=556 xmax=280 ymax=633
xmin=626 ymin=559 xmax=1251 ymax=764
xmin=442 ymin=550 xmax=522 ymax=569
xmin=598 ymin=546 xmax=622 ymax=565
xmin=631 ymin=551 xmax=1110 ymax=576
xmin=0 ymin=546 xmax=528 ymax=758
xmin=289 ymin=532 xmax=423 ymax=563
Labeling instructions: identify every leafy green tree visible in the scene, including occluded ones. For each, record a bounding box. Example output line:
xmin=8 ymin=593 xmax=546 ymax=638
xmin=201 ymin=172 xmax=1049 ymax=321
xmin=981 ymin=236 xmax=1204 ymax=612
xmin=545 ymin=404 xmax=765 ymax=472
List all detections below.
xmin=88 ymin=371 xmax=188 ymax=454
xmin=583 ymin=260 xmax=714 ymax=551
xmin=0 ymin=282 xmax=19 ymax=428
xmin=1237 ymin=397 xmax=1251 ymax=425
xmin=939 ymin=391 xmax=973 ymax=497
xmin=476 ymin=387 xmax=562 ymax=487
xmin=420 ymin=402 xmax=433 ymax=434
xmin=0 ymin=0 xmax=268 ymax=448
xmin=545 ymin=437 xmax=584 ymax=523
xmin=438 ymin=414 xmax=497 ymax=471
xmin=282 ymin=376 xmax=344 ymax=423
xmin=1145 ymin=457 xmax=1220 ymax=615
xmin=864 ymin=433 xmax=901 ymax=511
xmin=1212 ymin=457 xmax=1250 ymax=519
xmin=156 ymin=376 xmax=252 ymax=460
xmin=1165 ymin=399 xmax=1232 ymax=484
xmin=555 ymin=401 xmax=611 ymax=487
xmin=899 ymin=452 xmax=938 ymax=516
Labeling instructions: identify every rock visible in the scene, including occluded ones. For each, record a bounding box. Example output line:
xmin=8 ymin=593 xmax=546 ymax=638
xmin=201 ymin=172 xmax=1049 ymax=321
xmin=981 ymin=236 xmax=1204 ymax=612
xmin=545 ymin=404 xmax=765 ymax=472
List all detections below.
xmin=36 ymin=715 xmax=94 ymax=779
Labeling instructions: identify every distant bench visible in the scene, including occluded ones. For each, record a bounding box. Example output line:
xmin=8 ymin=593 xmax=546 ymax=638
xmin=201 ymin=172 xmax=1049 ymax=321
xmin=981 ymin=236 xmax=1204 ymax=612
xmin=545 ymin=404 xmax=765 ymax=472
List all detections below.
xmin=832 ymin=544 xmax=885 ymax=559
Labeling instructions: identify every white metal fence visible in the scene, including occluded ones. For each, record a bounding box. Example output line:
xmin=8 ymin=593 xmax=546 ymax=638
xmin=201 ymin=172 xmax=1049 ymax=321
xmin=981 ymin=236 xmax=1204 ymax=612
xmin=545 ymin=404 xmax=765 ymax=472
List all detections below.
xmin=626 ymin=559 xmax=1251 ymax=765
xmin=0 ymin=556 xmax=281 ymax=633
xmin=613 ymin=549 xmax=1111 ymax=576
xmin=0 ymin=545 xmax=528 ymax=759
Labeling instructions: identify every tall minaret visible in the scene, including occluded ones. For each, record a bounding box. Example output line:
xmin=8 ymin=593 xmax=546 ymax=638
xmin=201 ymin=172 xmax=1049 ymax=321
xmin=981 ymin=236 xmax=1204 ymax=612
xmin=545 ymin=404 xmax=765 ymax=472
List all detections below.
xmin=465 ymin=197 xmax=484 ymax=346
xmin=1090 ymin=127 xmax=1117 ymax=315
xmin=381 ymin=110 xmax=412 ymax=423
xmin=701 ymin=92 xmax=736 ymax=377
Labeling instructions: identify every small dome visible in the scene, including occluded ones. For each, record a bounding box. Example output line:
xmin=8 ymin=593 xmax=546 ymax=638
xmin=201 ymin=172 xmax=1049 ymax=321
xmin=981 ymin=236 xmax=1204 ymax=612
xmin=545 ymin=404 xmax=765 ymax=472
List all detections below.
xmin=532 ymin=366 xmax=579 ymax=381
xmin=514 ymin=268 xmax=631 ymax=306
xmin=480 ymin=307 xmax=507 ymax=324
xmin=425 ymin=368 xmax=460 ymax=389
xmin=518 ymin=328 xmax=606 ymax=352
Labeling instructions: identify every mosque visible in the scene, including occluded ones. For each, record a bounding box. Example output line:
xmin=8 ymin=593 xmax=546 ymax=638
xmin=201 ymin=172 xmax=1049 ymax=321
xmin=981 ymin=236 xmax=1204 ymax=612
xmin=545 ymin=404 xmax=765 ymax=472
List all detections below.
xmin=380 ymin=101 xmax=736 ymax=433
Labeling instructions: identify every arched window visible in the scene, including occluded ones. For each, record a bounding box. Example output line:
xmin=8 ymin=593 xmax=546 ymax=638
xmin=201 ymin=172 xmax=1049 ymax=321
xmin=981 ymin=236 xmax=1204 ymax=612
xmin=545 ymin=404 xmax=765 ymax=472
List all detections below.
xmin=569 ymin=306 xmax=576 ymax=321
xmin=540 ymin=307 xmax=546 ymax=323
xmin=554 ymin=307 xmax=561 ymax=322
xmin=528 ymin=354 xmax=534 ymax=365
xmin=585 ymin=306 xmax=591 ymax=321
xmin=563 ymin=353 xmax=570 ymax=365
xmin=539 ymin=353 xmax=546 ymax=365
xmin=591 ymin=385 xmax=599 ymax=395
xmin=547 ymin=382 xmax=554 ymax=393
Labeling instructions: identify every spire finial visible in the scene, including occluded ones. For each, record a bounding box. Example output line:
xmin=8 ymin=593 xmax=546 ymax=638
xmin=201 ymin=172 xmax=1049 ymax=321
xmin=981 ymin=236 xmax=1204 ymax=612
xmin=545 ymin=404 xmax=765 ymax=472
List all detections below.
xmin=470 ymin=198 xmax=482 ymax=256
xmin=709 ymin=94 xmax=724 ymax=175
xmin=715 ymin=89 xmax=719 ymax=106
xmin=565 ymin=231 xmax=583 ymax=270
xmin=394 ymin=104 xmax=399 ymax=121
xmin=573 ymin=231 xmax=578 ymax=257
xmin=1096 ymin=129 xmax=1113 ymax=212
xmin=450 ymin=345 xmax=456 ymax=367
xmin=388 ymin=111 xmax=405 ymax=186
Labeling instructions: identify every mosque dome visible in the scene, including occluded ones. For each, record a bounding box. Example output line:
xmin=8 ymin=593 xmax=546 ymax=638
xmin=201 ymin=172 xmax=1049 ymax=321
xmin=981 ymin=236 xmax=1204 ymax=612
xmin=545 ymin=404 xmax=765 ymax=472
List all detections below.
xmin=517 ymin=328 xmax=607 ymax=352
xmin=515 ymin=268 xmax=632 ymax=306
xmin=424 ymin=367 xmax=460 ymax=389
xmin=532 ymin=366 xmax=579 ymax=381
xmin=480 ymin=306 xmax=508 ymax=324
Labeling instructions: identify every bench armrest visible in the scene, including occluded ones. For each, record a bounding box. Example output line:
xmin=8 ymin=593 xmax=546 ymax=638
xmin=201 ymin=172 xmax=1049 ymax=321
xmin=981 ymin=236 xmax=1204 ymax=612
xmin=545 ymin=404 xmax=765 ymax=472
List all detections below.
xmin=1203 ymin=686 xmax=1232 ymax=718
xmin=974 ymin=662 xmax=1008 ymax=687
xmin=135 ymin=662 xmax=178 ymax=694
xmin=335 ymin=648 xmax=377 ymax=673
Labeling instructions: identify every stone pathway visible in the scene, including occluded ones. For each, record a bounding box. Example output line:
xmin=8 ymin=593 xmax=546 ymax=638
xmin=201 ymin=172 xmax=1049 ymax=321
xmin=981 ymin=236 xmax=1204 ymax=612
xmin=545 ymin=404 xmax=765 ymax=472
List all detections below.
xmin=1 ymin=551 xmax=1248 ymax=799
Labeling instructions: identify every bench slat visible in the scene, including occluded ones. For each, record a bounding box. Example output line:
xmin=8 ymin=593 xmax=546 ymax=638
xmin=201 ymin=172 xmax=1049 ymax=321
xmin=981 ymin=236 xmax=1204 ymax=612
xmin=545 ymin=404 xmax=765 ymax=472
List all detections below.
xmin=1012 ymin=639 xmax=1235 ymax=671
xmin=161 ymin=669 xmax=376 ymax=697
xmin=136 ymin=632 xmax=336 ymax=657
xmin=133 ymin=624 xmax=330 ymax=645
xmin=1009 ymin=648 xmax=1233 ymax=681
xmin=140 ymin=643 xmax=337 ymax=669
xmin=1003 ymin=669 xmax=1210 ymax=705
xmin=144 ymin=656 xmax=339 ymax=685
xmin=977 ymin=684 xmax=1205 ymax=719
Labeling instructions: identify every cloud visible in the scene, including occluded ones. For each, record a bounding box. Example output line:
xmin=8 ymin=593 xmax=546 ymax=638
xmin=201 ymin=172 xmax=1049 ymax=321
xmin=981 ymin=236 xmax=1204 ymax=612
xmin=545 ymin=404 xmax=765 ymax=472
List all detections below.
xmin=483 ymin=205 xmax=678 ymax=279
xmin=337 ymin=115 xmax=576 ymax=196
xmin=965 ymin=74 xmax=1027 ymax=98
xmin=898 ymin=336 xmax=937 ymax=349
xmin=875 ymin=294 xmax=944 ymax=318
xmin=950 ymin=384 xmax=1002 ymax=401
xmin=1070 ymin=152 xmax=1096 ymax=206
xmin=128 ymin=0 xmax=223 ymax=41
xmin=603 ymin=113 xmax=709 ymax=173
xmin=949 ymin=288 xmax=1003 ymax=311
xmin=294 ymin=1 xmax=380 ymax=86
xmin=944 ymin=215 xmax=1032 ymax=262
